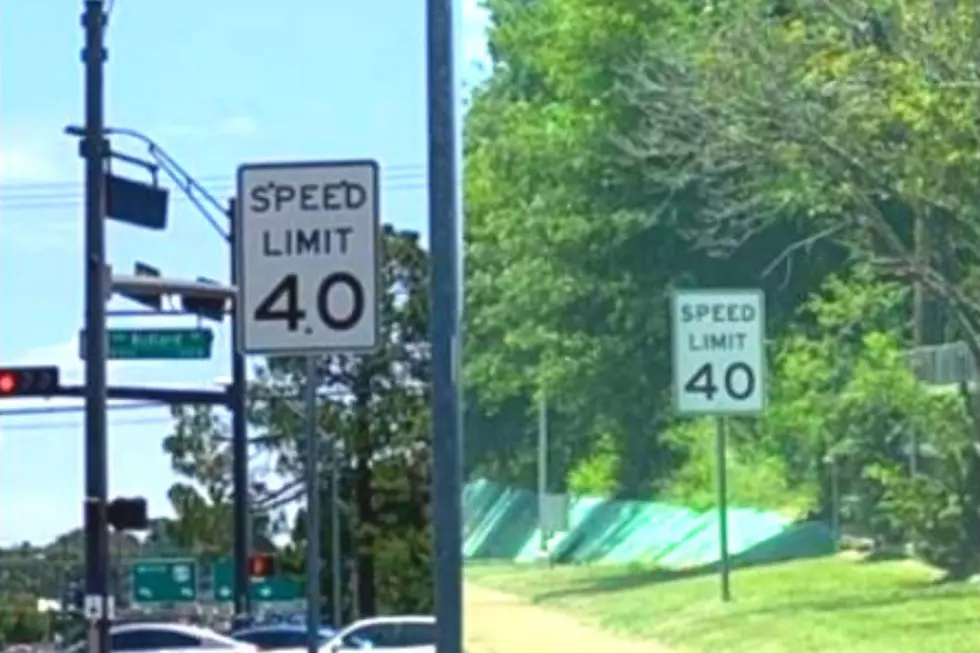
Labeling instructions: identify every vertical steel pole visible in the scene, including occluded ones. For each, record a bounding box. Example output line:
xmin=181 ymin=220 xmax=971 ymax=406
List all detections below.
xmin=426 ymin=0 xmax=463 ymax=648
xmin=229 ymin=199 xmax=252 ymax=619
xmin=81 ymin=2 xmax=110 ymax=650
xmin=330 ymin=439 xmax=342 ymax=627
xmin=716 ymin=416 xmax=731 ymax=602
xmin=305 ymin=356 xmax=321 ymax=652
xmin=537 ymin=393 xmax=548 ymax=558
xmin=830 ymin=459 xmax=841 ymax=550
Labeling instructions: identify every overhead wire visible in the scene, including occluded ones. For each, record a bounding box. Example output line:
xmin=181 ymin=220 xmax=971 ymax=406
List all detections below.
xmin=0 ymin=401 xmax=159 ymax=417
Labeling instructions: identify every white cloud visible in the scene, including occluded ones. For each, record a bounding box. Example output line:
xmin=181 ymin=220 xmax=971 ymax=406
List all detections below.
xmin=0 ymin=148 xmax=58 ymax=183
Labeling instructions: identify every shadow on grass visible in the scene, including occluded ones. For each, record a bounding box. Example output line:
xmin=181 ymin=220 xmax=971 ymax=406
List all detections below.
xmin=530 ymin=521 xmax=838 ymax=602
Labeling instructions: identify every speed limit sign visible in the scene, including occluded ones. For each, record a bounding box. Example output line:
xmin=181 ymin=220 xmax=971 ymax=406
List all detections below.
xmin=672 ymin=289 xmax=766 ymax=415
xmin=235 ymin=160 xmax=380 ymax=355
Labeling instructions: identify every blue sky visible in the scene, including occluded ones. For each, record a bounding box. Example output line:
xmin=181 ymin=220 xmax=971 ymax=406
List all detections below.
xmin=0 ymin=0 xmax=489 ymax=546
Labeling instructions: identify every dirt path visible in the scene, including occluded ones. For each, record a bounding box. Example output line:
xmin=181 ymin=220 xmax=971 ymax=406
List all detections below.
xmin=463 ymin=583 xmax=676 ymax=653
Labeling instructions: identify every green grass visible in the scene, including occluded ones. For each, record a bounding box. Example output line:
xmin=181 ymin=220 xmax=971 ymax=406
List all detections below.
xmin=465 ymin=554 xmax=980 ymax=652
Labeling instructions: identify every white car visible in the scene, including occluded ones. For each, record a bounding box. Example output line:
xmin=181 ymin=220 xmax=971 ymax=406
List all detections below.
xmin=324 ymin=616 xmax=435 ymax=652
xmin=69 ymin=622 xmax=260 ymax=653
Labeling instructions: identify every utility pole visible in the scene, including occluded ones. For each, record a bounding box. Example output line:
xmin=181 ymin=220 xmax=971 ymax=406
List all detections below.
xmin=426 ymin=0 xmax=464 ymax=650
xmin=912 ymin=213 xmax=929 ymax=476
xmin=228 ymin=199 xmax=251 ymax=620
xmin=81 ymin=2 xmax=111 ymax=652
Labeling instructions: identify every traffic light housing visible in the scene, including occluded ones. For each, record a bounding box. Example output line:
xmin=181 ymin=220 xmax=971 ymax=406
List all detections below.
xmin=180 ymin=277 xmax=227 ymax=321
xmin=106 ymin=496 xmax=149 ymax=531
xmin=0 ymin=365 xmax=59 ymax=397
xmin=248 ymin=553 xmax=273 ymax=578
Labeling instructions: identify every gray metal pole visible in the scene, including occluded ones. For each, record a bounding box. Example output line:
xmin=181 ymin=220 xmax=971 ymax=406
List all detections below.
xmin=716 ymin=416 xmax=731 ymax=602
xmin=537 ymin=394 xmax=548 ymax=558
xmin=330 ymin=439 xmax=342 ymax=627
xmin=426 ymin=0 xmax=463 ymax=647
xmin=830 ymin=460 xmax=841 ymax=550
xmin=305 ymin=356 xmax=321 ymax=653
xmin=228 ymin=199 xmax=251 ymax=620
xmin=81 ymin=2 xmax=110 ymax=651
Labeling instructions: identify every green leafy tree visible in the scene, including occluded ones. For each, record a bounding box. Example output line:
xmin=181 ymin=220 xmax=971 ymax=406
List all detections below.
xmin=465 ymin=0 xmax=847 ymax=497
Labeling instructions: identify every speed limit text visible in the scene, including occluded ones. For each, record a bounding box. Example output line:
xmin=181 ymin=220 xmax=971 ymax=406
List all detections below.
xmin=262 ymin=227 xmax=353 ymax=257
xmin=247 ymin=179 xmax=369 ymax=213
xmin=680 ymin=301 xmax=757 ymax=352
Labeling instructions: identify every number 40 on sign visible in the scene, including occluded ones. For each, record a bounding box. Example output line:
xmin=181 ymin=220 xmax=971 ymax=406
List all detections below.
xmin=672 ymin=289 xmax=766 ymax=416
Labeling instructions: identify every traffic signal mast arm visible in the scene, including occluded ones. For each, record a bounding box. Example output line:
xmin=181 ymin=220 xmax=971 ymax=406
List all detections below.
xmin=111 ymin=274 xmax=236 ymax=302
xmin=111 ymin=269 xmax=234 ymax=321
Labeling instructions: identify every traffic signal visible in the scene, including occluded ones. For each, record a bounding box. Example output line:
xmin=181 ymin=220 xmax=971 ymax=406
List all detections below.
xmin=106 ymin=496 xmax=149 ymax=531
xmin=180 ymin=277 xmax=227 ymax=321
xmin=248 ymin=553 xmax=273 ymax=578
xmin=0 ymin=365 xmax=59 ymax=397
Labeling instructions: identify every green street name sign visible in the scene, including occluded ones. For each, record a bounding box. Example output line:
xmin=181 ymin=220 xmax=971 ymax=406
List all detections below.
xmin=80 ymin=328 xmax=214 ymax=360
xmin=131 ymin=559 xmax=197 ymax=603
xmin=212 ymin=559 xmax=301 ymax=602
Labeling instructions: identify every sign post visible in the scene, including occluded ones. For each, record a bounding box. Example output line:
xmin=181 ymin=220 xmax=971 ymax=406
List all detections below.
xmin=672 ymin=288 xmax=766 ymax=602
xmin=236 ymin=160 xmax=380 ymax=651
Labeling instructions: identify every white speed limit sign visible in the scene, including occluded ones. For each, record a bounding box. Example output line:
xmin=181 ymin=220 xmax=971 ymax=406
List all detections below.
xmin=235 ymin=160 xmax=381 ymax=355
xmin=672 ymin=289 xmax=766 ymax=415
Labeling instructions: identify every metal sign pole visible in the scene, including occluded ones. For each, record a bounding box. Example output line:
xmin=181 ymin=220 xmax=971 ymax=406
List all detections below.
xmin=305 ymin=356 xmax=321 ymax=653
xmin=330 ymin=441 xmax=342 ymax=627
xmin=426 ymin=0 xmax=464 ymax=648
xmin=716 ymin=416 xmax=731 ymax=602
xmin=537 ymin=393 xmax=548 ymax=558
xmin=81 ymin=2 xmax=111 ymax=650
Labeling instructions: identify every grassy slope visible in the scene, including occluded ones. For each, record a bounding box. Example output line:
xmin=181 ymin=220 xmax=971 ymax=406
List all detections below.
xmin=465 ymin=555 xmax=980 ymax=652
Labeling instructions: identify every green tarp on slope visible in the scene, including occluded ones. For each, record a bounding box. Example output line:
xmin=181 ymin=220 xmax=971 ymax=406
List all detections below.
xmin=463 ymin=479 xmax=834 ymax=569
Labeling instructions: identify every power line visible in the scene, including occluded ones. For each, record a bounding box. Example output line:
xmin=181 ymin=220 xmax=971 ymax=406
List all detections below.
xmin=0 ymin=164 xmax=426 ymax=196
xmin=0 ymin=180 xmax=428 ymax=213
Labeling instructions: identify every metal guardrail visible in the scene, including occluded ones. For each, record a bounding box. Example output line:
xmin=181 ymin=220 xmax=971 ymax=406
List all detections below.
xmin=904 ymin=341 xmax=977 ymax=385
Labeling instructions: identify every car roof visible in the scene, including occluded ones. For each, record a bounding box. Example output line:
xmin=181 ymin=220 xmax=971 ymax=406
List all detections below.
xmin=113 ymin=621 xmax=242 ymax=644
xmin=348 ymin=615 xmax=435 ymax=626
xmin=233 ymin=624 xmax=333 ymax=634
xmin=332 ymin=614 xmax=434 ymax=639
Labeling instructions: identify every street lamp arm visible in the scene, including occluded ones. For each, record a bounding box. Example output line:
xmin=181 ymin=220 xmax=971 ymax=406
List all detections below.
xmin=109 ymin=126 xmax=231 ymax=242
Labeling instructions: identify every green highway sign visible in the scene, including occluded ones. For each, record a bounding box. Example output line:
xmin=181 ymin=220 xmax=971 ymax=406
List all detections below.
xmin=212 ymin=559 xmax=301 ymax=602
xmin=80 ymin=328 xmax=214 ymax=360
xmin=131 ymin=559 xmax=197 ymax=603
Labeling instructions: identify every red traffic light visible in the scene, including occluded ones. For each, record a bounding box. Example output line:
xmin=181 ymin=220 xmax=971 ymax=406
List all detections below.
xmin=0 ymin=366 xmax=59 ymax=397
xmin=248 ymin=554 xmax=273 ymax=578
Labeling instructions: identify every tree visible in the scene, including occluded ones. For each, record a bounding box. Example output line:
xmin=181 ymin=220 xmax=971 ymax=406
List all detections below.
xmin=163 ymin=404 xmax=282 ymax=554
xmin=466 ymin=0 xmax=709 ymax=496
xmin=620 ymin=0 xmax=980 ymax=357
xmin=464 ymin=0 xmax=845 ymax=497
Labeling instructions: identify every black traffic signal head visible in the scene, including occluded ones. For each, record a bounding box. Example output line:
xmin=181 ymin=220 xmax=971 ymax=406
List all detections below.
xmin=121 ymin=262 xmax=163 ymax=310
xmin=248 ymin=553 xmax=273 ymax=578
xmin=181 ymin=277 xmax=227 ymax=322
xmin=107 ymin=496 xmax=149 ymax=531
xmin=0 ymin=366 xmax=59 ymax=397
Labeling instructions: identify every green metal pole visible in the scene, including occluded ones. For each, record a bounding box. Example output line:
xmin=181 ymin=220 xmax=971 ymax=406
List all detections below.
xmin=717 ymin=416 xmax=731 ymax=602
